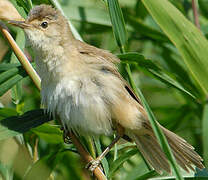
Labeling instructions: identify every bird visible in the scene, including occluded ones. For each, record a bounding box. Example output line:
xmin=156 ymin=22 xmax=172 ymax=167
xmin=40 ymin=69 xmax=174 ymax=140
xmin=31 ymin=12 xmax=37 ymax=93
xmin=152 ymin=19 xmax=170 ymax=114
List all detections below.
xmin=9 ymin=4 xmax=204 ymax=174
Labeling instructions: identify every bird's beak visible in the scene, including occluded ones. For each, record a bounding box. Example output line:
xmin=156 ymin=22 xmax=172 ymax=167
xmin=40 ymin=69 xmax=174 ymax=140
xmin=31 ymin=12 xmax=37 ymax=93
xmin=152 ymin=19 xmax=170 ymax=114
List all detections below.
xmin=8 ymin=20 xmax=31 ymax=29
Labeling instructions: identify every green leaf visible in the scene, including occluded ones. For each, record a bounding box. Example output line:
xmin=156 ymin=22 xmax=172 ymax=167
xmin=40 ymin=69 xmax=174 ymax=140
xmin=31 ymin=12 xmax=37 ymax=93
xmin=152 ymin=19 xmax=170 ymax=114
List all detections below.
xmin=0 ymin=108 xmax=18 ymax=119
xmin=31 ymin=124 xmax=63 ymax=144
xmin=0 ymin=74 xmax=23 ymax=96
xmin=107 ymin=0 xmax=127 ymax=49
xmin=202 ymin=103 xmax=208 ymax=167
xmin=0 ymin=74 xmax=23 ymax=97
xmin=11 ymin=29 xmax=25 ymax=63
xmin=26 ymin=0 xmax=33 ymax=10
xmin=0 ymin=109 xmax=51 ymax=141
xmin=10 ymin=27 xmax=26 ymax=105
xmin=142 ymin=0 xmax=208 ymax=94
xmin=0 ymin=64 xmax=28 ymax=97
xmin=0 ymin=163 xmax=12 ymax=180
xmin=0 ymin=68 xmax=19 ymax=84
xmin=118 ymin=53 xmax=196 ymax=99
xmin=161 ymin=46 xmax=200 ymax=98
xmin=9 ymin=0 xmax=27 ymax=18
xmin=24 ymin=149 xmax=64 ymax=180
xmin=94 ymin=137 xmax=109 ymax=176
xmin=0 ymin=64 xmax=20 ymax=71
xmin=118 ymin=53 xmax=159 ymax=70
xmin=108 ymin=148 xmax=138 ymax=178
xmin=16 ymin=0 xmax=30 ymax=13
xmin=134 ymin=170 xmax=158 ymax=180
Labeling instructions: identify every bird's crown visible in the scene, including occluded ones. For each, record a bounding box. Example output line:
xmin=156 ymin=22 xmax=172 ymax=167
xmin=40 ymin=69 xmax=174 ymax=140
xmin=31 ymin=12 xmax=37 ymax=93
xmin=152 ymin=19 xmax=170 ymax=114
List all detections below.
xmin=27 ymin=4 xmax=59 ymax=22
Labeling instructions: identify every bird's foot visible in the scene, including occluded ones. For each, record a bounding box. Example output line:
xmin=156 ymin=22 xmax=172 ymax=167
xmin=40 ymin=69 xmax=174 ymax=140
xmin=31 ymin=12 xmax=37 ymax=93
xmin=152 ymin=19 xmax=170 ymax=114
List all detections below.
xmin=85 ymin=159 xmax=101 ymax=171
xmin=61 ymin=128 xmax=72 ymax=144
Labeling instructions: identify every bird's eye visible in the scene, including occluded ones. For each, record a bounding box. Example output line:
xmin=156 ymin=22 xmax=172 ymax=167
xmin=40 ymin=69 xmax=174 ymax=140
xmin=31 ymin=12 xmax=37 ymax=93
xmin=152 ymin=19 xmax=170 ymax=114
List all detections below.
xmin=40 ymin=21 xmax=48 ymax=29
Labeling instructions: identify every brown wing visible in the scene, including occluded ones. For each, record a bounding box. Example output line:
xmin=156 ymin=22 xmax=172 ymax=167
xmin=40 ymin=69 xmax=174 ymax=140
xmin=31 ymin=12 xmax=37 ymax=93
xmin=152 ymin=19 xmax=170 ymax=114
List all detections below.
xmin=75 ymin=39 xmax=142 ymax=106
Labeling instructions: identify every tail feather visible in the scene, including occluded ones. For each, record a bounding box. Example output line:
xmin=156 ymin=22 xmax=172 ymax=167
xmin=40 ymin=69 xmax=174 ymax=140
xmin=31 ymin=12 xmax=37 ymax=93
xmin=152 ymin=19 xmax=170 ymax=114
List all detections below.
xmin=166 ymin=134 xmax=203 ymax=170
xmin=162 ymin=127 xmax=204 ymax=168
xmin=131 ymin=133 xmax=171 ymax=174
xmin=128 ymin=124 xmax=204 ymax=174
xmin=147 ymin=136 xmax=172 ymax=173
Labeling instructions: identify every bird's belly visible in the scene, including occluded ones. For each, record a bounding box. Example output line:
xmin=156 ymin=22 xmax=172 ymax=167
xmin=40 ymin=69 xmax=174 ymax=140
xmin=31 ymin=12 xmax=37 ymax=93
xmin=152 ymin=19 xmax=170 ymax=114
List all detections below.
xmin=41 ymin=78 xmax=113 ymax=136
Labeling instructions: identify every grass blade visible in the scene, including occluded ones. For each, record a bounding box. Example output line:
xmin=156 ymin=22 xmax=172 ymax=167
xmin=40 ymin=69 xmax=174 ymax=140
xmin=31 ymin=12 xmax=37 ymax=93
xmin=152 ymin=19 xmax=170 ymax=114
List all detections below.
xmin=94 ymin=137 xmax=109 ymax=176
xmin=0 ymin=68 xmax=19 ymax=84
xmin=0 ymin=74 xmax=23 ymax=97
xmin=202 ymin=102 xmax=208 ymax=167
xmin=107 ymin=0 xmax=127 ymax=50
xmin=0 ymin=109 xmax=51 ymax=141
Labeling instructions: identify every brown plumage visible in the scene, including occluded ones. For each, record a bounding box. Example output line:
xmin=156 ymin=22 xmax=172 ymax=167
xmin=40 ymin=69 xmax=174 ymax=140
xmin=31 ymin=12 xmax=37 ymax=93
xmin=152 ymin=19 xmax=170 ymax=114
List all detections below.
xmin=27 ymin=4 xmax=59 ymax=22
xmin=9 ymin=4 xmax=204 ymax=174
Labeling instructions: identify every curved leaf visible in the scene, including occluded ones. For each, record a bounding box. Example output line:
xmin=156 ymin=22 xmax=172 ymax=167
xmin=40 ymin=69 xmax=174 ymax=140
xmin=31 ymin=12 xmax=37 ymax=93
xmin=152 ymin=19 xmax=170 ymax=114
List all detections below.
xmin=142 ymin=0 xmax=208 ymax=94
xmin=118 ymin=53 xmax=195 ymax=99
xmin=31 ymin=124 xmax=63 ymax=144
xmin=24 ymin=149 xmax=64 ymax=180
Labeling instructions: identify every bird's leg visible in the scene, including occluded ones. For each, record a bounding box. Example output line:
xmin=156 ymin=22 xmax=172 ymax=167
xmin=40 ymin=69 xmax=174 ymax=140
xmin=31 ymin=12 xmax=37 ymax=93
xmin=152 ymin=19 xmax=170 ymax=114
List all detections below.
xmin=86 ymin=125 xmax=125 ymax=171
xmin=86 ymin=134 xmax=122 ymax=171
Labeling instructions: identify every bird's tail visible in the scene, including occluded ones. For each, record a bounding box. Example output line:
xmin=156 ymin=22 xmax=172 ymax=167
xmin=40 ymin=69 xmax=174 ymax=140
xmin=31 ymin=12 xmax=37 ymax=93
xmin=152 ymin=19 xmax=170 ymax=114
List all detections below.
xmin=128 ymin=123 xmax=204 ymax=174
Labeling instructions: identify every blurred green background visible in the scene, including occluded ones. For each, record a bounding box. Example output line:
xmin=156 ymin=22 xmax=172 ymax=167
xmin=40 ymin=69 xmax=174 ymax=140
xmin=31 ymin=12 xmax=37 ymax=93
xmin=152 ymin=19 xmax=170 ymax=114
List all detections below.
xmin=1 ymin=0 xmax=208 ymax=179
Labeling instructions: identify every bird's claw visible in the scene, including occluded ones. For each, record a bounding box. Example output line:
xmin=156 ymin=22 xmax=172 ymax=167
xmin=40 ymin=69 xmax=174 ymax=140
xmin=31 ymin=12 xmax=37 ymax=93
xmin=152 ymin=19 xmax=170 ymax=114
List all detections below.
xmin=62 ymin=129 xmax=72 ymax=144
xmin=85 ymin=159 xmax=101 ymax=171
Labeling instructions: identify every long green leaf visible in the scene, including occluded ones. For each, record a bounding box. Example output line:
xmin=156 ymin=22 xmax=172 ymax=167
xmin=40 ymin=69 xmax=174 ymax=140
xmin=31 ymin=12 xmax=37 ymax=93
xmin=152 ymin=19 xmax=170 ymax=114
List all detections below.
xmin=142 ymin=0 xmax=208 ymax=94
xmin=31 ymin=124 xmax=63 ymax=144
xmin=0 ymin=109 xmax=51 ymax=141
xmin=94 ymin=137 xmax=109 ymax=176
xmin=0 ymin=108 xmax=18 ymax=119
xmin=107 ymin=0 xmax=127 ymax=49
xmin=0 ymin=68 xmax=19 ymax=84
xmin=108 ymin=149 xmax=138 ymax=178
xmin=202 ymin=103 xmax=208 ymax=167
xmin=135 ymin=87 xmax=183 ymax=180
xmin=0 ymin=64 xmax=28 ymax=97
xmin=118 ymin=53 xmax=196 ymax=99
xmin=0 ymin=74 xmax=23 ymax=97
xmin=24 ymin=149 xmax=64 ymax=180
xmin=0 ymin=63 xmax=20 ymax=71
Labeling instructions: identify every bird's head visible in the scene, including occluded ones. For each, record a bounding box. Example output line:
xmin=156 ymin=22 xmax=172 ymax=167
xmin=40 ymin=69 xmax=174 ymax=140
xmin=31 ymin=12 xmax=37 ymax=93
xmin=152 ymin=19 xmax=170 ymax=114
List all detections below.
xmin=9 ymin=5 xmax=74 ymax=51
